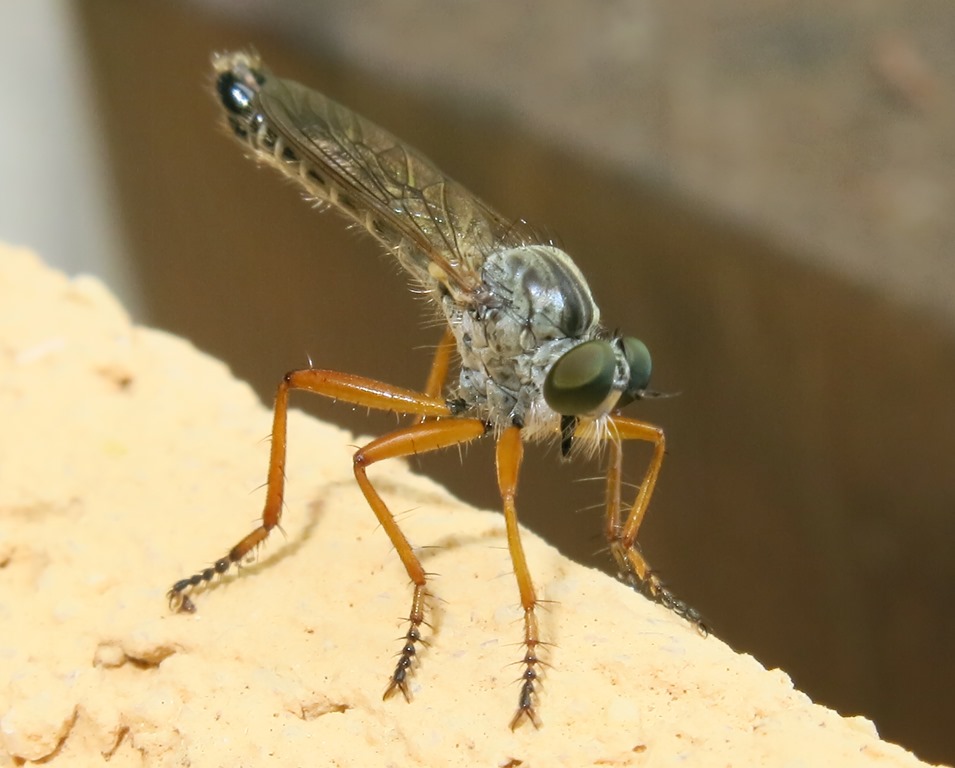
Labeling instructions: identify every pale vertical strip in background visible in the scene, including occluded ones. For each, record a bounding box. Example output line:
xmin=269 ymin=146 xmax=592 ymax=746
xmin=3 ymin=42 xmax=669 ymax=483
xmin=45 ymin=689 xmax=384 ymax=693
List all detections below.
xmin=0 ymin=1 xmax=142 ymax=315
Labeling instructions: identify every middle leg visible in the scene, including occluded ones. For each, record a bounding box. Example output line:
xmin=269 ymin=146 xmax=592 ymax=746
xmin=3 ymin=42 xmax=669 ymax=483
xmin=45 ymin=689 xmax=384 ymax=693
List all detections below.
xmin=495 ymin=425 xmax=544 ymax=730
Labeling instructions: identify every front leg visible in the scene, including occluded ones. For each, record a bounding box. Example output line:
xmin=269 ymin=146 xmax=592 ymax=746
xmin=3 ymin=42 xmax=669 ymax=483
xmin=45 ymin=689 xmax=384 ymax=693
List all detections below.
xmin=604 ymin=415 xmax=706 ymax=632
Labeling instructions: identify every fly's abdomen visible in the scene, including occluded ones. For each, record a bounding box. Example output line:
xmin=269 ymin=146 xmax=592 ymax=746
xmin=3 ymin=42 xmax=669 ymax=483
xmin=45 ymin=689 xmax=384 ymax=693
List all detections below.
xmin=212 ymin=51 xmax=514 ymax=301
xmin=213 ymin=52 xmax=427 ymax=273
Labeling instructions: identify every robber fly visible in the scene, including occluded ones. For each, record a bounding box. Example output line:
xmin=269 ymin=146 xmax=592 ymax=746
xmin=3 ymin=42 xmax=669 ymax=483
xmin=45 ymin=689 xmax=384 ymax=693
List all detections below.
xmin=168 ymin=50 xmax=704 ymax=730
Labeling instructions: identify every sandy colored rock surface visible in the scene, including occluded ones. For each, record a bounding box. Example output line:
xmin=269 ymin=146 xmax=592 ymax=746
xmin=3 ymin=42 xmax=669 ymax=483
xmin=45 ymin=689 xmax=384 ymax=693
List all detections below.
xmin=0 ymin=244 xmax=940 ymax=766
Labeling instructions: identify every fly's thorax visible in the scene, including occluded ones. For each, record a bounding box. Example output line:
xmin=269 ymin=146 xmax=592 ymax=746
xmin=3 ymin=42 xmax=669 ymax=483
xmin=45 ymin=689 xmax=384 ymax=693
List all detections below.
xmin=462 ymin=244 xmax=601 ymax=368
xmin=453 ymin=336 xmax=586 ymax=432
xmin=480 ymin=245 xmax=601 ymax=342
xmin=446 ymin=244 xmax=605 ymax=428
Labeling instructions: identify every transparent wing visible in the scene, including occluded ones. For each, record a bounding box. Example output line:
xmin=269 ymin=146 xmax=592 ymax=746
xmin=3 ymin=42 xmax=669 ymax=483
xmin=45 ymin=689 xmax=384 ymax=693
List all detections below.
xmin=258 ymin=75 xmax=533 ymax=297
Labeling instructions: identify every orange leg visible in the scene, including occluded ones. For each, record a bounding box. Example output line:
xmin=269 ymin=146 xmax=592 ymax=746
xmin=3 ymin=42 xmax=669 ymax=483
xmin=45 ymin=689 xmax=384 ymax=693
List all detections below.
xmin=422 ymin=327 xmax=457 ymax=402
xmin=167 ymin=368 xmax=453 ymax=612
xmin=495 ymin=426 xmax=544 ymax=730
xmin=355 ymin=417 xmax=488 ymax=700
xmin=415 ymin=326 xmax=457 ymax=424
xmin=604 ymin=415 xmax=705 ymax=631
xmin=168 ymin=367 xmax=490 ymax=695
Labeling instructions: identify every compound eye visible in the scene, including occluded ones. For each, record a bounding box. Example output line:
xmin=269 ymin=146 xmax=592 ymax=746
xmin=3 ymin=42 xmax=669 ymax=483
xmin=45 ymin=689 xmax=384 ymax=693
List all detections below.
xmin=217 ymin=72 xmax=256 ymax=115
xmin=621 ymin=336 xmax=652 ymax=398
xmin=544 ymin=340 xmax=617 ymax=416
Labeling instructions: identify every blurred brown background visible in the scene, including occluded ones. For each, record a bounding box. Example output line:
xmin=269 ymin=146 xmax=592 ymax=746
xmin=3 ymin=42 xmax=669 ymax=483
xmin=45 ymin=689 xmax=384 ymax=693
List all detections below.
xmin=3 ymin=1 xmax=953 ymax=763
